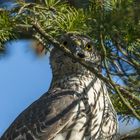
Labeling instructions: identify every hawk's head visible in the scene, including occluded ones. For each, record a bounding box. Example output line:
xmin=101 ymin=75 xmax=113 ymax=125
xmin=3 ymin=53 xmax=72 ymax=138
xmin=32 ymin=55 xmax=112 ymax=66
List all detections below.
xmin=50 ymin=33 xmax=101 ymax=76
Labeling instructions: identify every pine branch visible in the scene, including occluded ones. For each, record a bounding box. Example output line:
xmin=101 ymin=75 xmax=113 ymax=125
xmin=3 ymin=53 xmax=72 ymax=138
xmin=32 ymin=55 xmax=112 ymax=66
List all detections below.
xmin=32 ymin=21 xmax=140 ymax=120
xmin=0 ymin=0 xmax=139 ymax=119
xmin=120 ymin=127 xmax=140 ymax=140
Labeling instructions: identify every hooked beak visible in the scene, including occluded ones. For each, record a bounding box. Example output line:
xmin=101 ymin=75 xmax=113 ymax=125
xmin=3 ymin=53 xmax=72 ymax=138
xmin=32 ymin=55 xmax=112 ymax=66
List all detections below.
xmin=77 ymin=52 xmax=85 ymax=58
xmin=75 ymin=46 xmax=86 ymax=59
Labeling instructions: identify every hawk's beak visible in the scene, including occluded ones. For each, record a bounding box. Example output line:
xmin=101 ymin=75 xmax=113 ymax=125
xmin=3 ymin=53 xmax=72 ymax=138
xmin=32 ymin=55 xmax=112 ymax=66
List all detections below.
xmin=75 ymin=45 xmax=85 ymax=59
xmin=77 ymin=52 xmax=85 ymax=58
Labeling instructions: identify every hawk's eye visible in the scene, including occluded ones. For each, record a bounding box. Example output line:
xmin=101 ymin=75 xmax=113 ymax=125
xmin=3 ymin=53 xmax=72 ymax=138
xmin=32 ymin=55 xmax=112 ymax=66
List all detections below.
xmin=85 ymin=43 xmax=92 ymax=51
xmin=63 ymin=41 xmax=68 ymax=46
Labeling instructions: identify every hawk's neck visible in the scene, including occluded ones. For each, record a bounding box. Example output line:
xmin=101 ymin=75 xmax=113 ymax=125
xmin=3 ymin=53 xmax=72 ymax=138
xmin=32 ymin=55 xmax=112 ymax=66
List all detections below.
xmin=49 ymin=71 xmax=97 ymax=93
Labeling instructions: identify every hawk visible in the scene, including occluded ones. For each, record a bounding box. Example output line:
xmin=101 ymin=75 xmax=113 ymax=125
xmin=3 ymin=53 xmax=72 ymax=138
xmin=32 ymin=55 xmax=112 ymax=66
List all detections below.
xmin=0 ymin=33 xmax=118 ymax=140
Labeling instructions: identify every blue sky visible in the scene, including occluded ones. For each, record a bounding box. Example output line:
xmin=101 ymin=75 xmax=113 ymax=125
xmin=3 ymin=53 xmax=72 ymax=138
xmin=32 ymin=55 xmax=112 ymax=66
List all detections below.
xmin=0 ymin=41 xmax=139 ymax=137
xmin=0 ymin=41 xmax=52 ymax=136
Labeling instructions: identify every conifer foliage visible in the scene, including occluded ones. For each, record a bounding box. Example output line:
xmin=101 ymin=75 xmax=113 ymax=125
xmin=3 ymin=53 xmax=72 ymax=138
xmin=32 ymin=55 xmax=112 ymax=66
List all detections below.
xmin=0 ymin=0 xmax=140 ymax=131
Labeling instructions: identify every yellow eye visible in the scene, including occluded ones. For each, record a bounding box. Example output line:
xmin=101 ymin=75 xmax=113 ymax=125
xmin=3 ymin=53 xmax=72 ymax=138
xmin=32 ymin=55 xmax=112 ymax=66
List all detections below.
xmin=62 ymin=41 xmax=68 ymax=46
xmin=85 ymin=44 xmax=92 ymax=51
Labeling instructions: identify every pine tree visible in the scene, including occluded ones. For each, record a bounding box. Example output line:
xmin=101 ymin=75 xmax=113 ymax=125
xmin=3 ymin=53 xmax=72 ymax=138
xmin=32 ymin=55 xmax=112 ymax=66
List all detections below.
xmin=0 ymin=0 xmax=140 ymax=139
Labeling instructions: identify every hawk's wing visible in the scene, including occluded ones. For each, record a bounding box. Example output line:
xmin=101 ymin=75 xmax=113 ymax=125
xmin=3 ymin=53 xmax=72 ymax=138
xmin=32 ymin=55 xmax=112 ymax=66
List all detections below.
xmin=1 ymin=89 xmax=79 ymax=140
